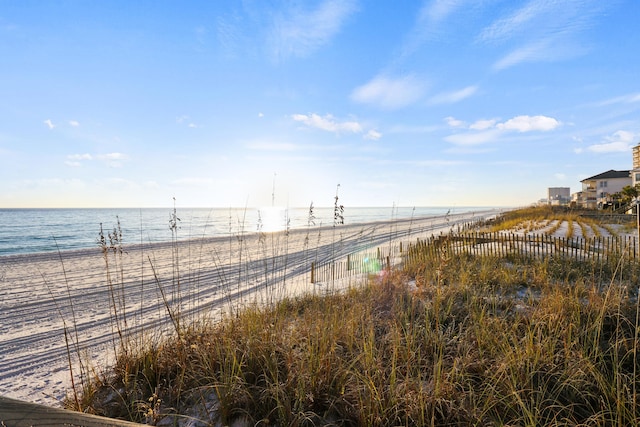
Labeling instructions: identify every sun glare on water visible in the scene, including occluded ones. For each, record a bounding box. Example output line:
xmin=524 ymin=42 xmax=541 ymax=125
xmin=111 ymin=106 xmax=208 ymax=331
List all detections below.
xmin=258 ymin=206 xmax=287 ymax=232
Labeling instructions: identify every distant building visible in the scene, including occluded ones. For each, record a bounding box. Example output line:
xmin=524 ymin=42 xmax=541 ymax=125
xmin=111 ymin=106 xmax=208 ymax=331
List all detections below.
xmin=578 ymin=169 xmax=631 ymax=209
xmin=632 ymin=143 xmax=640 ymax=187
xmin=547 ymin=187 xmax=570 ymax=206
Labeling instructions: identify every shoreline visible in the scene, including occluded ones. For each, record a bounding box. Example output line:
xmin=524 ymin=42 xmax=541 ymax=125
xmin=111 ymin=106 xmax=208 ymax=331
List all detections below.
xmin=0 ymin=206 xmax=499 ymax=258
xmin=0 ymin=210 xmax=499 ymax=406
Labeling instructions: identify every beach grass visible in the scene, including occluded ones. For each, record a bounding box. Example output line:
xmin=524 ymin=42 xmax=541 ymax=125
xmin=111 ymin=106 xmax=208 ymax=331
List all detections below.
xmin=67 ymin=206 xmax=640 ymax=426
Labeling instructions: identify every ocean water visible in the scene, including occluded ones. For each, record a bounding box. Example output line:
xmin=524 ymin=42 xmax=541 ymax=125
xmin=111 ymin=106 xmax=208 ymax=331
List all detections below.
xmin=0 ymin=206 xmax=491 ymax=257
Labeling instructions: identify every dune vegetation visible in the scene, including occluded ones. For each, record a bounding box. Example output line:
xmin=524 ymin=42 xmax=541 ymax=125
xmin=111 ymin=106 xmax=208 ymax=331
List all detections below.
xmin=70 ymin=206 xmax=640 ymax=426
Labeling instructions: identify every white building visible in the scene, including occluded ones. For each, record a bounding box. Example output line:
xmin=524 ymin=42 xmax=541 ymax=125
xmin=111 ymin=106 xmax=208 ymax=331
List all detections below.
xmin=578 ymin=170 xmax=631 ymax=209
xmin=547 ymin=187 xmax=570 ymax=206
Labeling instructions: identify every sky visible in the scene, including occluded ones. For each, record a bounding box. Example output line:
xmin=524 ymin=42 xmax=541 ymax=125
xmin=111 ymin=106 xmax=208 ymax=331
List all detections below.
xmin=1 ymin=0 xmax=639 ymax=209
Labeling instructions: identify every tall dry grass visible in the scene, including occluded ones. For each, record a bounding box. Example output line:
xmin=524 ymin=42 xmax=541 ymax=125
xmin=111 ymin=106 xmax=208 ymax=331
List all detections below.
xmin=62 ymin=206 xmax=640 ymax=426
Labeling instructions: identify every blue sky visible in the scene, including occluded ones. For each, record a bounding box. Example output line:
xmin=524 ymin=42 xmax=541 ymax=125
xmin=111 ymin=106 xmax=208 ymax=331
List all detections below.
xmin=1 ymin=0 xmax=639 ymax=208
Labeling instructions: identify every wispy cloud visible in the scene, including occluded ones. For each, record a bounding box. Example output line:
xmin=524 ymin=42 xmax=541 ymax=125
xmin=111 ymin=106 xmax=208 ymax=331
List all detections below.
xmin=429 ymin=85 xmax=478 ymax=105
xmin=585 ymin=130 xmax=637 ymax=153
xmin=292 ymin=113 xmax=362 ymax=134
xmin=400 ymin=0 xmax=467 ymax=59
xmin=68 ymin=120 xmax=80 ymax=127
xmin=594 ymin=92 xmax=640 ymax=107
xmin=43 ymin=119 xmax=55 ymax=129
xmin=65 ymin=153 xmax=92 ymax=167
xmin=445 ymin=114 xmax=562 ymax=145
xmin=351 ymin=74 xmax=427 ymax=109
xmin=268 ymin=0 xmax=358 ymax=60
xmin=177 ymin=115 xmax=198 ymax=128
xmin=480 ymin=0 xmax=605 ymax=70
xmin=445 ymin=129 xmax=503 ymax=146
xmin=68 ymin=153 xmax=92 ymax=161
xmin=479 ymin=0 xmax=555 ymax=43
xmin=290 ymin=112 xmax=383 ymax=141
xmin=492 ymin=40 xmax=550 ymax=70
xmin=65 ymin=152 xmax=129 ymax=168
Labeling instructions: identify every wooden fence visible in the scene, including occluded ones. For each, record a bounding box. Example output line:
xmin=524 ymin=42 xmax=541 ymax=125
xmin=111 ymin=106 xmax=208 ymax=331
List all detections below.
xmin=310 ymin=246 xmax=403 ymax=284
xmin=406 ymin=232 xmax=639 ymax=263
xmin=310 ymin=232 xmax=640 ymax=284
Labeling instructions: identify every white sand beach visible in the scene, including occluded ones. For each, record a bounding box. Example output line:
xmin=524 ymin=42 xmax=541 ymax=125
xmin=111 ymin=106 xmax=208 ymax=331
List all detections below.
xmin=0 ymin=210 xmax=500 ymax=407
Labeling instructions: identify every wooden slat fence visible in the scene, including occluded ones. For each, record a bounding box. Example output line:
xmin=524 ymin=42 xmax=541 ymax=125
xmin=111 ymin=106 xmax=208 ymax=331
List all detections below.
xmin=405 ymin=232 xmax=638 ymax=264
xmin=311 ymin=245 xmax=403 ymax=284
xmin=310 ymin=232 xmax=639 ymax=284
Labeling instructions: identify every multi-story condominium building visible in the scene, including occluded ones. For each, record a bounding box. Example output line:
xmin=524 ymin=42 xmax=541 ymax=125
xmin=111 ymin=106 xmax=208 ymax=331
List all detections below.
xmin=579 ymin=170 xmax=631 ymax=209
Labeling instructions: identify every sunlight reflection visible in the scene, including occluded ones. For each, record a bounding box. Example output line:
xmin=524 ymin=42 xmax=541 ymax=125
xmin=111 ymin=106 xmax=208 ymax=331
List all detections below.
xmin=257 ymin=206 xmax=287 ymax=232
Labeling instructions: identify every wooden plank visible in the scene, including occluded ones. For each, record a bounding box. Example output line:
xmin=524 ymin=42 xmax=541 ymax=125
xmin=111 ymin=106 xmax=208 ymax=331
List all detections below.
xmin=0 ymin=396 xmax=145 ymax=426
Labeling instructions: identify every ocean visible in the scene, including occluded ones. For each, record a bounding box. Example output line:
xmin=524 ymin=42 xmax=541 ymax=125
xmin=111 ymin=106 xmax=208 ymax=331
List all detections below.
xmin=0 ymin=206 xmax=496 ymax=257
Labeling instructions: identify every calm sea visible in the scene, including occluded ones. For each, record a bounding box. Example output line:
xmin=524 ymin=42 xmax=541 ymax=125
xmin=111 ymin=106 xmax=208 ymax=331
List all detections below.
xmin=0 ymin=206 xmax=492 ymax=257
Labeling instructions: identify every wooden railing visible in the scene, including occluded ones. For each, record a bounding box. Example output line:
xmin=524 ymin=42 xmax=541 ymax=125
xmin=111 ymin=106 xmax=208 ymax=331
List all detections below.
xmin=0 ymin=396 xmax=145 ymax=427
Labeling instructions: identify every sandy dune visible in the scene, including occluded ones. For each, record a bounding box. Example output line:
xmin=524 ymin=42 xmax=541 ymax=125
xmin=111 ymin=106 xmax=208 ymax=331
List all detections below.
xmin=0 ymin=210 xmax=500 ymax=406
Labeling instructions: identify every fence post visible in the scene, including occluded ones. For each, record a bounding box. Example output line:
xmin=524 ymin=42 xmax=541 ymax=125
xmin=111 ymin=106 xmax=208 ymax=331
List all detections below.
xmin=311 ymin=262 xmax=315 ymax=284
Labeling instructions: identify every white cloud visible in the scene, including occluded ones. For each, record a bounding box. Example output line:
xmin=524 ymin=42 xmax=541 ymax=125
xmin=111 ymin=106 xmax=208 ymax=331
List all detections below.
xmin=268 ymin=0 xmax=357 ymax=60
xmin=43 ymin=119 xmax=55 ymax=129
xmin=100 ymin=152 xmax=129 ymax=161
xmin=65 ymin=152 xmax=129 ymax=167
xmin=445 ymin=114 xmax=561 ymax=145
xmin=69 ymin=120 xmax=80 ymax=127
xmin=444 ymin=116 xmax=466 ymax=128
xmin=554 ymin=173 xmax=567 ymax=180
xmin=470 ymin=119 xmax=498 ymax=130
xmin=364 ymin=129 xmax=382 ymax=141
xmin=351 ymin=75 xmax=426 ymax=109
xmin=445 ymin=129 xmax=503 ymax=146
xmin=68 ymin=153 xmax=93 ymax=161
xmin=586 ymin=130 xmax=637 ymax=153
xmin=429 ymin=85 xmax=478 ymax=105
xmin=496 ymin=115 xmax=561 ymax=132
xmin=65 ymin=153 xmax=92 ymax=167
xmin=292 ymin=113 xmax=363 ymax=134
